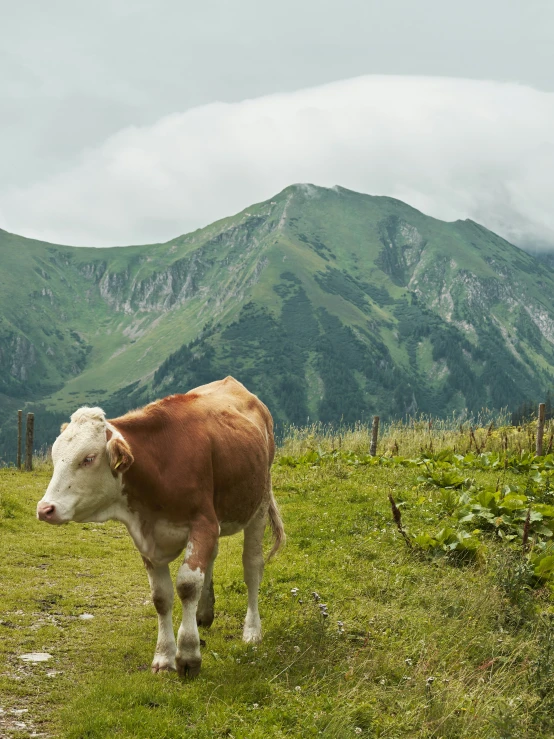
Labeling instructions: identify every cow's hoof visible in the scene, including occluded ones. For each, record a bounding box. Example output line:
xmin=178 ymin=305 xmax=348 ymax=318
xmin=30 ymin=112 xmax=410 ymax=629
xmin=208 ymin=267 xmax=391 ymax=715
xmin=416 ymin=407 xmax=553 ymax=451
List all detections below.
xmin=196 ymin=610 xmax=214 ymax=628
xmin=242 ymin=626 xmax=262 ymax=643
xmin=151 ymin=657 xmax=176 ymax=674
xmin=176 ymin=657 xmax=202 ymax=679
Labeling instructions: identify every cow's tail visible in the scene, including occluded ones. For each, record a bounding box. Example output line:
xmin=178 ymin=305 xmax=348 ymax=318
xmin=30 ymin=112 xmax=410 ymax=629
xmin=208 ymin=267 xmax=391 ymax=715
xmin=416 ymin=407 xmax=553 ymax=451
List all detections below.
xmin=267 ymin=487 xmax=285 ymax=561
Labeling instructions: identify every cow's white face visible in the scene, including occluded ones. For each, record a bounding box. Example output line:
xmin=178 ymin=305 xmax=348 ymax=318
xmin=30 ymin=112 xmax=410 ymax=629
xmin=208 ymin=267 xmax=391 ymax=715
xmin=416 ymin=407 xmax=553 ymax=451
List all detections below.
xmin=37 ymin=407 xmax=133 ymax=525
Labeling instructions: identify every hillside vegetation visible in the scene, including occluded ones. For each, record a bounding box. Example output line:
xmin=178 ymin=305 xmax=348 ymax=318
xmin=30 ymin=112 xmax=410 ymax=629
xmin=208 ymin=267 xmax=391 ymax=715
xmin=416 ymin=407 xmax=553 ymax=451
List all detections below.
xmin=2 ymin=184 xmax=554 ymax=462
xmin=3 ymin=428 xmax=554 ymax=737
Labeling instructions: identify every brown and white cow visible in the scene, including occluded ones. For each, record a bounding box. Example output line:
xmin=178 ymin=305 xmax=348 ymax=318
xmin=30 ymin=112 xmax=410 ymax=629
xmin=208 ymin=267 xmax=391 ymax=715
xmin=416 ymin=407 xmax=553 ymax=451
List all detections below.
xmin=37 ymin=376 xmax=284 ymax=677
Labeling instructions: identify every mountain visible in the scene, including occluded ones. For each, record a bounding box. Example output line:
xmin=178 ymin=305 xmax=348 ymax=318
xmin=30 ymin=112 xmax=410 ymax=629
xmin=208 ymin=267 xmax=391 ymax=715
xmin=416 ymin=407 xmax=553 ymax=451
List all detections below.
xmin=1 ymin=183 xmax=554 ymax=462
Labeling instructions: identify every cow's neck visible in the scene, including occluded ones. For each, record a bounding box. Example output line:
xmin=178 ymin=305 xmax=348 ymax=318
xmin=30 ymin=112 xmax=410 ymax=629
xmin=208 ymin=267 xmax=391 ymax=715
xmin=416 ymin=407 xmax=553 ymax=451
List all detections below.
xmin=106 ymin=416 xmax=191 ymax=566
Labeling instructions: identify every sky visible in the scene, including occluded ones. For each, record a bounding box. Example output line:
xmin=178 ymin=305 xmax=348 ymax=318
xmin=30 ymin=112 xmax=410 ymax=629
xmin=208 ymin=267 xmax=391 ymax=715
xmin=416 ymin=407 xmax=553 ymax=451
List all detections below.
xmin=1 ymin=0 xmax=553 ymax=248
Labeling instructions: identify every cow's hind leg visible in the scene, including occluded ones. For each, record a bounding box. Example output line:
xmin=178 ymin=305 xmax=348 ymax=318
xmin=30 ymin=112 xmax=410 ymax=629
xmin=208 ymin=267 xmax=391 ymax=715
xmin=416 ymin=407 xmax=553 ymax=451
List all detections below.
xmin=144 ymin=561 xmax=177 ymax=672
xmin=175 ymin=518 xmax=218 ymax=678
xmin=242 ymin=505 xmax=267 ymax=643
xmin=197 ymin=541 xmax=218 ymax=627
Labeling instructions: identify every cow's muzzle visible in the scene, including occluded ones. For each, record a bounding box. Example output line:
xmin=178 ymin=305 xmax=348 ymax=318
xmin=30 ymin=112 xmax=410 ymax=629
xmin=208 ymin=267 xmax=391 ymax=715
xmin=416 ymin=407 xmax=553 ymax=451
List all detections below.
xmin=37 ymin=501 xmax=62 ymax=524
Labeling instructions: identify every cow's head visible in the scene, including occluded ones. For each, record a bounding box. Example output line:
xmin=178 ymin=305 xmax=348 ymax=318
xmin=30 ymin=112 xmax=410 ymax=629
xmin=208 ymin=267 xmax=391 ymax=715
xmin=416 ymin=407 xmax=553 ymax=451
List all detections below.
xmin=37 ymin=407 xmax=133 ymax=525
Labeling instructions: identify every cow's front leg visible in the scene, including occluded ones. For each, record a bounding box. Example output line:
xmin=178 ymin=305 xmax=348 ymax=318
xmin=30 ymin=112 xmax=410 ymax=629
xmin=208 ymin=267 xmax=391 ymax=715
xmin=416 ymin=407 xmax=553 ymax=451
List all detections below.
xmin=144 ymin=560 xmax=177 ymax=672
xmin=175 ymin=519 xmax=218 ymax=678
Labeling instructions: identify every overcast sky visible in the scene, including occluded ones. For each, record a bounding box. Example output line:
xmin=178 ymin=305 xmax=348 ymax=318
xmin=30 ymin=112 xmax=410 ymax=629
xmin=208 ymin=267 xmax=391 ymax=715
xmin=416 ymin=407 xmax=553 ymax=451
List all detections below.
xmin=1 ymin=0 xmax=553 ymax=248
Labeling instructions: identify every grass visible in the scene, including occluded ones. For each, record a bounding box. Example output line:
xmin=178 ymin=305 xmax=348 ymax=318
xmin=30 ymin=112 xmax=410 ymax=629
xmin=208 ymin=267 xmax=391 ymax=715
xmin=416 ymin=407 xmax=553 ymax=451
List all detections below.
xmin=2 ymin=440 xmax=554 ymax=737
xmin=278 ymin=412 xmax=550 ymax=459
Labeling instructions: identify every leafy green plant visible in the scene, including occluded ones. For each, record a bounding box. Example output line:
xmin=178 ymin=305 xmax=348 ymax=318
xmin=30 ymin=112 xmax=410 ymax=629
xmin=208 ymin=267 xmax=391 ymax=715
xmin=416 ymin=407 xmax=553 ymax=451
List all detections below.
xmin=437 ymin=487 xmax=462 ymax=516
xmin=416 ymin=465 xmax=469 ymax=489
xmin=412 ymin=527 xmax=481 ymax=557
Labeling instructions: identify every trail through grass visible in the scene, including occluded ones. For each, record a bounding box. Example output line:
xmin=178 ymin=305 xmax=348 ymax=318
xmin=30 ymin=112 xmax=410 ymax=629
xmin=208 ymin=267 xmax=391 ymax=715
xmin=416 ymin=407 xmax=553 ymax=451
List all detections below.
xmin=2 ymin=455 xmax=554 ymax=737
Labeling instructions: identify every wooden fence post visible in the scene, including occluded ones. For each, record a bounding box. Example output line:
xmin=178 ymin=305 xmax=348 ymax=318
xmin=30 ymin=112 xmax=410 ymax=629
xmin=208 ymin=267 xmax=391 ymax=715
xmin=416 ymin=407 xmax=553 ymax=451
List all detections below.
xmin=25 ymin=413 xmax=34 ymax=472
xmin=17 ymin=410 xmax=22 ymax=469
xmin=537 ymin=403 xmax=546 ymax=457
xmin=370 ymin=415 xmax=380 ymax=457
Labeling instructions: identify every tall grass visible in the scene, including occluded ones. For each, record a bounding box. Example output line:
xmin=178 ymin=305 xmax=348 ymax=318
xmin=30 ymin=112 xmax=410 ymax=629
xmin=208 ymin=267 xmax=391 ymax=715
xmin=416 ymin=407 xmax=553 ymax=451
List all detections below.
xmin=278 ymin=409 xmax=552 ymax=459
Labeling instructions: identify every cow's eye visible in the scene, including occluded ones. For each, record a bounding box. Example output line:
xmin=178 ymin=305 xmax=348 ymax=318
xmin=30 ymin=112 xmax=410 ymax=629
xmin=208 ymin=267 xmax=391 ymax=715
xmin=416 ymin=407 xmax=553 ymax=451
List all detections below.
xmin=82 ymin=455 xmax=96 ymax=467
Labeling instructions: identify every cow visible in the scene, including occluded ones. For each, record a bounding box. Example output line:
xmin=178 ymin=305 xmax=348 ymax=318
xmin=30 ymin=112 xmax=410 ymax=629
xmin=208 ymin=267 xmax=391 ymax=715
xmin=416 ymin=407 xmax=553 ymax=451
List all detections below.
xmin=37 ymin=376 xmax=285 ymax=677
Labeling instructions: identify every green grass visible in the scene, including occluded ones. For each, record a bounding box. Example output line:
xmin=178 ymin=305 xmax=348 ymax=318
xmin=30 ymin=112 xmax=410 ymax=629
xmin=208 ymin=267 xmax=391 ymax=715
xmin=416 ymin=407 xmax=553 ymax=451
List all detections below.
xmin=3 ymin=447 xmax=554 ymax=738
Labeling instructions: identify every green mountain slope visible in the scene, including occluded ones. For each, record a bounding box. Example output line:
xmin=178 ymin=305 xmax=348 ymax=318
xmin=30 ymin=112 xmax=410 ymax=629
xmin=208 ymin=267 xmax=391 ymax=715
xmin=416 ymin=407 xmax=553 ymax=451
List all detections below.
xmin=1 ymin=184 xmax=554 ymax=462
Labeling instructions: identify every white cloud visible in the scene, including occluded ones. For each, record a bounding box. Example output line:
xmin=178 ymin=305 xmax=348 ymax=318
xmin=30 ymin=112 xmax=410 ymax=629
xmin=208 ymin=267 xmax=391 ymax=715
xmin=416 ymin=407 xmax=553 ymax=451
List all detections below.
xmin=1 ymin=75 xmax=554 ymax=249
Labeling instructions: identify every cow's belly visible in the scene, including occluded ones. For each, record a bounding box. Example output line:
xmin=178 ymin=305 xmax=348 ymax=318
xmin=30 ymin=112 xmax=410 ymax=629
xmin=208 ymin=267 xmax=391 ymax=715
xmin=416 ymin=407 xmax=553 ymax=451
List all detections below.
xmin=219 ymin=521 xmax=244 ymax=537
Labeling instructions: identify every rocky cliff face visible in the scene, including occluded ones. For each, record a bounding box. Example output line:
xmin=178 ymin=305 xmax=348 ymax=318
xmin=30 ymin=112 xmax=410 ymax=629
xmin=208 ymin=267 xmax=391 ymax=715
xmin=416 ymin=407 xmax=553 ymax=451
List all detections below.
xmin=408 ymin=237 xmax=554 ymax=349
xmin=0 ymin=332 xmax=37 ymax=387
xmin=377 ymin=215 xmax=428 ymax=286
xmin=74 ymin=214 xmax=275 ymax=316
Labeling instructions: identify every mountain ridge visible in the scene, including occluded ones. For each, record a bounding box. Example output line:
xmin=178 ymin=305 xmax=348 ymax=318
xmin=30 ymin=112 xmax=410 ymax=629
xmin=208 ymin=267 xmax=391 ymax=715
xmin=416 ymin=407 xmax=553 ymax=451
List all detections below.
xmin=1 ymin=184 xmax=553 ymax=462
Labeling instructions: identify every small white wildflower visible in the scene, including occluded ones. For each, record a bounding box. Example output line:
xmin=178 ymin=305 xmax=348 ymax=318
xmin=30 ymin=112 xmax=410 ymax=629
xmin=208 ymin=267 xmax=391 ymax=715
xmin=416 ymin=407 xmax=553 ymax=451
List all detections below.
xmin=294 ymin=646 xmax=300 ymax=652
xmin=291 ymin=588 xmax=299 ymax=595
xmin=405 ymin=658 xmax=412 ymax=666
xmin=252 ymin=703 xmax=259 ymax=709
xmin=236 ymin=658 xmax=241 ymax=663
xmin=379 ymin=678 xmax=386 ymax=685
xmin=295 ymin=685 xmax=301 ymax=692
xmin=354 ymin=728 xmax=363 ymax=735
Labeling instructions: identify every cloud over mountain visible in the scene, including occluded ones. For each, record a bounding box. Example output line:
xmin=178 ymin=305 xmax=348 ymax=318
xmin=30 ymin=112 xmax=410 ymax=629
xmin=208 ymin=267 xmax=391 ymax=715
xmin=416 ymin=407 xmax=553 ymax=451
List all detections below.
xmin=1 ymin=75 xmax=553 ymax=249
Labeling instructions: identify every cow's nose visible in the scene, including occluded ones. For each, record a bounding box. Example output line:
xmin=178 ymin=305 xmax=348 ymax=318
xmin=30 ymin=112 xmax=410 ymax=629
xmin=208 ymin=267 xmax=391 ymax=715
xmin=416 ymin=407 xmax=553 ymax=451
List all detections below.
xmin=37 ymin=502 xmax=56 ymax=521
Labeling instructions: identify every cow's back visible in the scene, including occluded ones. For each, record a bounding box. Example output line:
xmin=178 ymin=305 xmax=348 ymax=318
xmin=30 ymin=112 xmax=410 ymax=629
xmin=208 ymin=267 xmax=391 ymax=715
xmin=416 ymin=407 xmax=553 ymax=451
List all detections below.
xmin=191 ymin=376 xmax=274 ymax=459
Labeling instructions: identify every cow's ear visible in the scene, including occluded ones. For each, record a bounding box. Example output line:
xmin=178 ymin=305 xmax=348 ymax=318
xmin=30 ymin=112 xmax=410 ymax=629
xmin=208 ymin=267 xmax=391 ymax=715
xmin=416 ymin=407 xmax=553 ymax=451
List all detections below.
xmin=60 ymin=422 xmax=69 ymax=433
xmin=107 ymin=435 xmax=134 ymax=475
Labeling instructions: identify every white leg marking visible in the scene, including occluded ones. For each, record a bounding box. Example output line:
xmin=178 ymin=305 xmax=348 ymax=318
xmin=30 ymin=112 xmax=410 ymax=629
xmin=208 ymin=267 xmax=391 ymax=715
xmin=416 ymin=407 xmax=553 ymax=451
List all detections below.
xmin=242 ymin=506 xmax=267 ymax=643
xmin=146 ymin=564 xmax=177 ymax=673
xmin=175 ymin=561 xmax=204 ymax=677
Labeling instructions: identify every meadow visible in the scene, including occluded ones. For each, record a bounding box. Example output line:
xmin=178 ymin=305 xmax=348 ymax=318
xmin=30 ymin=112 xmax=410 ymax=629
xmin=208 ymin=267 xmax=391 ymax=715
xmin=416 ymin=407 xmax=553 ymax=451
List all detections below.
xmin=2 ymin=419 xmax=554 ymax=738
